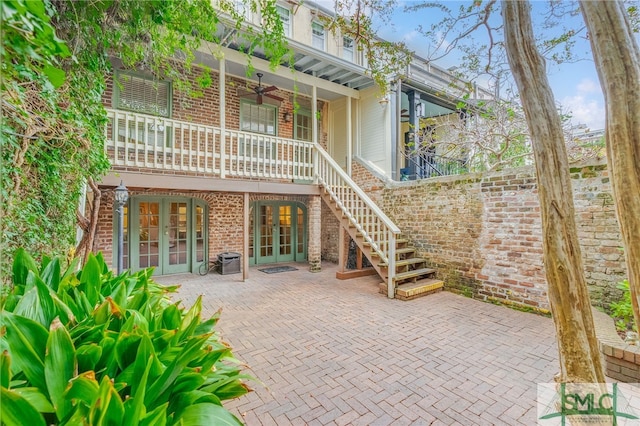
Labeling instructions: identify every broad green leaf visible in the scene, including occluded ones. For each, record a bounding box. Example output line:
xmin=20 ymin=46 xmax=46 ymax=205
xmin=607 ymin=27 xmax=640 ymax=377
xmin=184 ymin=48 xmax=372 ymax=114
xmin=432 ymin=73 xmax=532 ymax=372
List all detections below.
xmin=110 ymin=282 xmax=127 ymax=309
xmin=90 ymin=376 xmax=124 ymax=426
xmin=181 ymin=296 xmax=202 ymax=333
xmin=211 ymin=380 xmax=251 ymax=401
xmin=0 ymin=312 xmax=47 ymax=393
xmin=40 ymin=257 xmax=61 ymax=291
xmin=123 ymin=352 xmax=154 ymax=426
xmin=0 ymin=387 xmax=46 ymax=426
xmin=150 ymin=329 xmax=176 ymax=353
xmin=145 ymin=335 xmax=209 ymax=408
xmin=12 ymin=248 xmax=38 ymax=287
xmin=34 ymin=275 xmax=57 ymax=327
xmin=162 ymin=304 xmax=181 ymax=330
xmin=13 ymin=387 xmax=54 ymax=413
xmin=80 ymin=254 xmax=102 ymax=307
xmin=169 ymin=391 xmax=221 ymax=422
xmin=115 ymin=331 xmax=141 ymax=370
xmin=76 ymin=344 xmax=102 ymax=372
xmin=45 ymin=317 xmax=77 ymax=420
xmin=42 ymin=64 xmax=66 ymax=88
xmin=177 ymin=402 xmax=243 ymax=426
xmin=0 ymin=350 xmax=10 ymax=388
xmin=171 ymin=372 xmax=205 ymax=394
xmin=139 ymin=402 xmax=167 ymax=426
xmin=64 ymin=372 xmax=99 ymax=407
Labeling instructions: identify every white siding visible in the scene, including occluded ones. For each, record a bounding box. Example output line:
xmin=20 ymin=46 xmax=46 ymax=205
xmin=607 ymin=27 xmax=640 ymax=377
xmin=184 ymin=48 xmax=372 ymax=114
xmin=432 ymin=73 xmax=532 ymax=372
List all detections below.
xmin=358 ymin=87 xmax=391 ymax=175
xmin=329 ymin=98 xmax=348 ymax=169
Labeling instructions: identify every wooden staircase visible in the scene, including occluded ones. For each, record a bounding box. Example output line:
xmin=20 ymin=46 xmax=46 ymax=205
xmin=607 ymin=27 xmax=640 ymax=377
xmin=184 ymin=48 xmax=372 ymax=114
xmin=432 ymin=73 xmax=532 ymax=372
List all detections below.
xmin=372 ymin=239 xmax=444 ymax=301
xmin=314 ymin=146 xmax=443 ymax=300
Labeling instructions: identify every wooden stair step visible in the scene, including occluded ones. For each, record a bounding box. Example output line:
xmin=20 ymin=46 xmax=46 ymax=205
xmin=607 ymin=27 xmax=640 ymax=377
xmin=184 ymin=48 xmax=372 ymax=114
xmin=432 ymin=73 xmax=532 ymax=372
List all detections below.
xmin=370 ymin=247 xmax=415 ymax=258
xmin=396 ymin=279 xmax=444 ymax=301
xmin=378 ymin=257 xmax=427 ymax=268
xmin=393 ymin=268 xmax=437 ymax=282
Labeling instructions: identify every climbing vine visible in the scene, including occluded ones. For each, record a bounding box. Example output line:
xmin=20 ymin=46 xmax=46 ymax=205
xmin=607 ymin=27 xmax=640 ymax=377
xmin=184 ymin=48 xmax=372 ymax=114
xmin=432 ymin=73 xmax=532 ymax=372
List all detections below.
xmin=1 ymin=0 xmax=290 ymax=281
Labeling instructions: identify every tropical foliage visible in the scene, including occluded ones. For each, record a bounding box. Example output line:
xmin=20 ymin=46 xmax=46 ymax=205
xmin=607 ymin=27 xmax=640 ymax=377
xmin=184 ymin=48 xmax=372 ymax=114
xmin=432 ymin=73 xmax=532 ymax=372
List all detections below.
xmin=1 ymin=249 xmax=249 ymax=425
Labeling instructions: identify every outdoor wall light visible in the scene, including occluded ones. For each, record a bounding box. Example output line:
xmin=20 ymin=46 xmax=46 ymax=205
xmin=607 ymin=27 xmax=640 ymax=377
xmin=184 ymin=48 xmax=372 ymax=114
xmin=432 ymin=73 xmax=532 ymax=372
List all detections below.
xmin=114 ymin=180 xmax=129 ymax=275
xmin=416 ymin=102 xmax=424 ymax=118
xmin=378 ymin=96 xmax=389 ymax=108
xmin=283 ymin=111 xmax=292 ymax=122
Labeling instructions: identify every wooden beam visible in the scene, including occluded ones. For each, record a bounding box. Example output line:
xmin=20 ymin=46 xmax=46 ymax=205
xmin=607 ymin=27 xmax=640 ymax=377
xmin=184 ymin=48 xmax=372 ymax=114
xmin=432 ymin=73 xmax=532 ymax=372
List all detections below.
xmin=100 ymin=172 xmax=321 ymax=195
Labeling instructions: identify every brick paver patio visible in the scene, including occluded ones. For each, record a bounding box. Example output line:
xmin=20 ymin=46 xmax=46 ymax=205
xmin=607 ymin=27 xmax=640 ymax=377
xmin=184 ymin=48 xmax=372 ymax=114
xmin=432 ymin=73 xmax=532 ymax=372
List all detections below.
xmin=157 ymin=262 xmax=559 ymax=425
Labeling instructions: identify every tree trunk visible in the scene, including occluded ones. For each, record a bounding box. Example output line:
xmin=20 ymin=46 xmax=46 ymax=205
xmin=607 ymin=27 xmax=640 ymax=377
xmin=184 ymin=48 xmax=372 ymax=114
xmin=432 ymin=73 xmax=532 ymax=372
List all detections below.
xmin=580 ymin=0 xmax=640 ymax=332
xmin=502 ymin=0 xmax=605 ymax=383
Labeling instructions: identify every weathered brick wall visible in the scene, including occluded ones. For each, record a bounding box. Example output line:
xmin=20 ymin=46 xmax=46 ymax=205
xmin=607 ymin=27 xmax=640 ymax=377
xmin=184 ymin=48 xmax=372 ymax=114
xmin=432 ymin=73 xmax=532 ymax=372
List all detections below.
xmin=321 ymin=201 xmax=340 ymax=262
xmin=348 ymin=159 xmax=626 ymax=311
xmin=308 ymin=195 xmax=322 ymax=272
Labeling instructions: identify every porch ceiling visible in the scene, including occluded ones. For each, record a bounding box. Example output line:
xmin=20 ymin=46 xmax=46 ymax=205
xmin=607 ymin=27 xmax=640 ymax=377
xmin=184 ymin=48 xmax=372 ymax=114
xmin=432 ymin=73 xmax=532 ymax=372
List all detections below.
xmin=195 ymin=39 xmax=373 ymax=101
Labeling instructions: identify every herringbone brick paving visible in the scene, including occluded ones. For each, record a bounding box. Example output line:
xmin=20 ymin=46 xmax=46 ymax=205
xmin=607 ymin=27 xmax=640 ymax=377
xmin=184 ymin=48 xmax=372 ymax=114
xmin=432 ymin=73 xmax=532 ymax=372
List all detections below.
xmin=157 ymin=262 xmax=560 ymax=425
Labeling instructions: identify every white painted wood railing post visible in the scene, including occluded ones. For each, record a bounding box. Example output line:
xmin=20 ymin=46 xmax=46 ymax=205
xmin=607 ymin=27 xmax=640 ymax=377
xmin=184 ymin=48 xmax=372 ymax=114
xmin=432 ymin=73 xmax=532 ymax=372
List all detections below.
xmin=388 ymin=233 xmax=396 ymax=299
xmin=219 ymin=58 xmax=226 ymax=179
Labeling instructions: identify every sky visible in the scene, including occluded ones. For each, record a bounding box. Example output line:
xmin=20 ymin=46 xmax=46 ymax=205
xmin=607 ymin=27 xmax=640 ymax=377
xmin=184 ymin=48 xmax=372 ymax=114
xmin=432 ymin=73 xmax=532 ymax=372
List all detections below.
xmin=368 ymin=0 xmax=622 ymax=131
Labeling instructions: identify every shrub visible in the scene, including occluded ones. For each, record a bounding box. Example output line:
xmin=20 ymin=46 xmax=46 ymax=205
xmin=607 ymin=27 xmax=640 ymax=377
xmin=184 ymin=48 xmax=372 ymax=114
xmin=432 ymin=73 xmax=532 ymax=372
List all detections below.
xmin=610 ymin=279 xmax=635 ymax=332
xmin=0 ymin=249 xmax=249 ymax=425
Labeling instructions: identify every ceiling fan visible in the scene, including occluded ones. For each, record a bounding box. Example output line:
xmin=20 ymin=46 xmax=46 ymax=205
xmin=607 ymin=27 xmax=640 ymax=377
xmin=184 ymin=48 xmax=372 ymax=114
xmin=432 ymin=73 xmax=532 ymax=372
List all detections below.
xmin=238 ymin=73 xmax=283 ymax=105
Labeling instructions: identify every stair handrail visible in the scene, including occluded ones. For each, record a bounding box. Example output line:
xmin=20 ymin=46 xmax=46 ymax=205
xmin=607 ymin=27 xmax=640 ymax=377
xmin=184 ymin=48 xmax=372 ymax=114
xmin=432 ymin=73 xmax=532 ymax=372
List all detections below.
xmin=314 ymin=145 xmax=399 ymax=297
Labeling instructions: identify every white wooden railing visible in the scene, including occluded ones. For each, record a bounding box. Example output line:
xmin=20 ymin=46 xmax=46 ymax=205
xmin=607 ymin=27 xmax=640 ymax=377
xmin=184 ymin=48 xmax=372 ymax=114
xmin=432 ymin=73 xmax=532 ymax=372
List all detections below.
xmin=105 ymin=109 xmax=399 ymax=296
xmin=105 ymin=109 xmax=315 ymax=181
xmin=315 ymin=146 xmax=400 ymax=295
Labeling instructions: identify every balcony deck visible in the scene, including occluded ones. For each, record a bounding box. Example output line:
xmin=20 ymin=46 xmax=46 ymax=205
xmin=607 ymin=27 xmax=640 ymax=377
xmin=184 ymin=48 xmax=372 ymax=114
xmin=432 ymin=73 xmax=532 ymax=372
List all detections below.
xmin=104 ymin=109 xmax=317 ymax=191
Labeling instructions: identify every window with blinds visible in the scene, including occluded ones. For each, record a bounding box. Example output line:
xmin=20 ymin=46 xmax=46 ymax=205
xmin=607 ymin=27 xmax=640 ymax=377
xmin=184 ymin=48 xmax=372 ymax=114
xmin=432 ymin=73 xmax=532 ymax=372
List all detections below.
xmin=240 ymin=100 xmax=277 ymax=135
xmin=114 ymin=71 xmax=171 ymax=117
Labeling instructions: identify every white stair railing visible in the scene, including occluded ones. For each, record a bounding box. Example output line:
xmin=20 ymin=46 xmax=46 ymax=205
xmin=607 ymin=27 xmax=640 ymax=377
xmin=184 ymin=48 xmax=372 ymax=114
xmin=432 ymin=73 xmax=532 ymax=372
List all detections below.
xmin=314 ymin=145 xmax=400 ymax=298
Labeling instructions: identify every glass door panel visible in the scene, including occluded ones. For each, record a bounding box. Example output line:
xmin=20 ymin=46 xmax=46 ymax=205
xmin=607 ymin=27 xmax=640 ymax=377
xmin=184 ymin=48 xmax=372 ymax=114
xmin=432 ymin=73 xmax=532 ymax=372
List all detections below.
xmin=258 ymin=204 xmax=275 ymax=263
xmin=278 ymin=205 xmax=294 ymax=261
xmin=138 ymin=201 xmax=160 ymax=269
xmin=164 ymin=201 xmax=190 ymax=274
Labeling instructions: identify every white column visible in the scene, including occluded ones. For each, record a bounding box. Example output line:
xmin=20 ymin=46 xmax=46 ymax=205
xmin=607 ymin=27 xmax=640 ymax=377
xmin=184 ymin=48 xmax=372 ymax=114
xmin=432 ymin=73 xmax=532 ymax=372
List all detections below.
xmin=243 ymin=192 xmax=249 ymax=281
xmin=219 ymin=58 xmax=226 ymax=179
xmin=312 ymin=84 xmax=318 ymax=184
xmin=346 ymin=95 xmax=352 ymax=176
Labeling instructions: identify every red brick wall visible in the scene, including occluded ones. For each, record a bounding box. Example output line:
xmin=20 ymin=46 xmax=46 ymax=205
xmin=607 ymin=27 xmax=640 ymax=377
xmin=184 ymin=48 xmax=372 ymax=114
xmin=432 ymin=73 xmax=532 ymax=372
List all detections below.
xmin=104 ymin=65 xmax=323 ymax=139
xmin=348 ymin=159 xmax=626 ymax=312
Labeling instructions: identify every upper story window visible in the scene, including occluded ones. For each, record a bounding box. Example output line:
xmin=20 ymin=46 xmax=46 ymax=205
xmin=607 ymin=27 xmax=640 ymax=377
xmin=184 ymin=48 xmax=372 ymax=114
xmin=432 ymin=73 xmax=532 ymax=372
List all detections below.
xmin=276 ymin=5 xmax=291 ymax=37
xmin=113 ymin=70 xmax=171 ymax=117
xmin=312 ymin=22 xmax=325 ymax=51
xmin=343 ymin=36 xmax=354 ymax=62
xmin=240 ymin=100 xmax=277 ymax=135
xmin=233 ymin=0 xmax=250 ymax=19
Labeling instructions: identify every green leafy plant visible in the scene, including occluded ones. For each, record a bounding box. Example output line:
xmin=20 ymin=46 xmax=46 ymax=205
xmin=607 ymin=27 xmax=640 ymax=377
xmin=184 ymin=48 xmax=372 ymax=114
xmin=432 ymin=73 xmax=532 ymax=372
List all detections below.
xmin=1 ymin=248 xmax=250 ymax=425
xmin=610 ymin=279 xmax=635 ymax=332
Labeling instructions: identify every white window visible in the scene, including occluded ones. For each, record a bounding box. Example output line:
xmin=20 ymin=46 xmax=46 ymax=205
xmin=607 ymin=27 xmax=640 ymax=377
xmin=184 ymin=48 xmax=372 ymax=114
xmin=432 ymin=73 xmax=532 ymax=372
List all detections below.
xmin=114 ymin=70 xmax=171 ymax=117
xmin=294 ymin=110 xmax=312 ymax=142
xmin=343 ymin=36 xmax=354 ymax=62
xmin=312 ymin=22 xmax=325 ymax=51
xmin=276 ymin=5 xmax=291 ymax=37
xmin=233 ymin=0 xmax=250 ymax=19
xmin=241 ymin=100 xmax=277 ymax=135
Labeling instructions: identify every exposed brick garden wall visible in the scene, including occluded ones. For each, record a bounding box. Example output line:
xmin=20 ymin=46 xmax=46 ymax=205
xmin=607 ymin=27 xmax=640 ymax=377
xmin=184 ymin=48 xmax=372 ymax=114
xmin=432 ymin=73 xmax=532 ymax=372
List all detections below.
xmin=347 ymin=159 xmax=626 ymax=312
